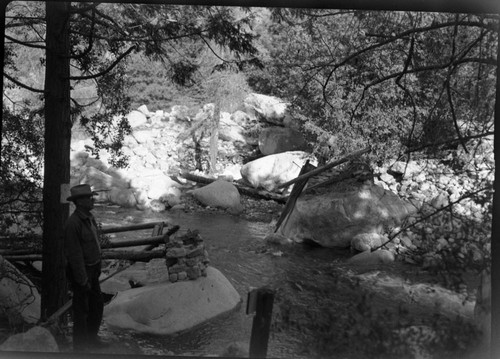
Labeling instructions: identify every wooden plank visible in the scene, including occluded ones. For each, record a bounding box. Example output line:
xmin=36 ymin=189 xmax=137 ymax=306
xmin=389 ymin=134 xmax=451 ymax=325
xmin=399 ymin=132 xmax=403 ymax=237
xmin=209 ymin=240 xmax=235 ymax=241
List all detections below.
xmin=274 ymin=160 xmax=315 ymax=232
xmin=101 ymin=249 xmax=165 ymax=261
xmin=101 ymin=222 xmax=167 ymax=234
xmin=248 ymin=287 xmax=275 ymax=358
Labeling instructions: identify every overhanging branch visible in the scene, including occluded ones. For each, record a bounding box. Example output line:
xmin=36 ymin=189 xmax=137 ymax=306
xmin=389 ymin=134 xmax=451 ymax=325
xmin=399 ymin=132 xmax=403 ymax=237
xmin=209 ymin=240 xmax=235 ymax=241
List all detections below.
xmin=4 ymin=73 xmax=44 ymax=93
xmin=68 ymin=46 xmax=135 ymax=80
xmin=4 ymin=34 xmax=46 ymax=49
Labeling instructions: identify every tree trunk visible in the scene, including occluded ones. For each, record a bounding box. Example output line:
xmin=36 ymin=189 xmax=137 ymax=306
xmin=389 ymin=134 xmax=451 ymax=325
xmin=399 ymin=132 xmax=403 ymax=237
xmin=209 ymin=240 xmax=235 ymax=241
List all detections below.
xmin=41 ymin=1 xmax=71 ymax=320
xmin=209 ymin=100 xmax=220 ymax=175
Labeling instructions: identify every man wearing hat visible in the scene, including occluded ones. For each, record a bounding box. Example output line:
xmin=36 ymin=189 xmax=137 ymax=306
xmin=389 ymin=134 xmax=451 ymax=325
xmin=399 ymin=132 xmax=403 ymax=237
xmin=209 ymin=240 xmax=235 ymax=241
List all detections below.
xmin=64 ymin=184 xmax=107 ymax=351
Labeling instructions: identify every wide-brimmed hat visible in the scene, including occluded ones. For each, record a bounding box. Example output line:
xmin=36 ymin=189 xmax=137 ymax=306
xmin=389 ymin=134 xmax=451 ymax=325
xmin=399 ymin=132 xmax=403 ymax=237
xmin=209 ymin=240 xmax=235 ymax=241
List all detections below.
xmin=67 ymin=184 xmax=98 ymax=202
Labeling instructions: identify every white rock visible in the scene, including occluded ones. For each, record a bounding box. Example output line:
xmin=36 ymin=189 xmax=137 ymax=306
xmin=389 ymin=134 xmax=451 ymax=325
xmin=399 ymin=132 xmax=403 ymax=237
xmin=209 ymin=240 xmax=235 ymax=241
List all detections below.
xmin=390 ymin=161 xmax=421 ymax=177
xmin=380 ymin=172 xmax=395 ymax=184
xmin=137 ymin=104 xmax=150 ymax=116
xmin=243 ymin=93 xmax=289 ymax=125
xmin=192 ymin=179 xmax=242 ymax=211
xmin=240 ymin=151 xmax=313 ymax=192
xmin=103 ymin=267 xmax=241 ymax=335
xmin=348 ymin=250 xmax=395 ymax=265
xmin=127 ymin=110 xmax=148 ymax=128
xmin=351 ymin=232 xmax=385 ymax=252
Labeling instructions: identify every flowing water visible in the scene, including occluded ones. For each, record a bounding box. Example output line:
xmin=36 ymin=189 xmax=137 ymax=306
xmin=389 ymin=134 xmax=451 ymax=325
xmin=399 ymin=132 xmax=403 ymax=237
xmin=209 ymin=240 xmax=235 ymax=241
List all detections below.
xmin=91 ymin=204 xmax=479 ymax=359
xmin=93 ymin=204 xmax=354 ymax=357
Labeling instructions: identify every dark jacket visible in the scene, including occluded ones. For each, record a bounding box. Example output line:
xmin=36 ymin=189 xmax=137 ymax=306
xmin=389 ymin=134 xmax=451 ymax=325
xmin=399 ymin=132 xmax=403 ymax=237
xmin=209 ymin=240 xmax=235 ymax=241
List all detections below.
xmin=64 ymin=208 xmax=101 ymax=286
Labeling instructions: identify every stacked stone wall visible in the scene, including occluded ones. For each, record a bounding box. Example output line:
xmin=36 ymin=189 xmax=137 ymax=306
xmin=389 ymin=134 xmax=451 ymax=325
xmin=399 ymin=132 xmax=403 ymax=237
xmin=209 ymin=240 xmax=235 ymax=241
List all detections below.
xmin=164 ymin=230 xmax=209 ymax=283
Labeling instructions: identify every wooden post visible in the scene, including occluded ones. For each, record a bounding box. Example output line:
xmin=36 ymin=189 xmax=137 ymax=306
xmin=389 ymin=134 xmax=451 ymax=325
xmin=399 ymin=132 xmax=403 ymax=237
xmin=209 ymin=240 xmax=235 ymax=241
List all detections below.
xmin=248 ymin=287 xmax=275 ymax=358
xmin=274 ymin=160 xmax=315 ymax=232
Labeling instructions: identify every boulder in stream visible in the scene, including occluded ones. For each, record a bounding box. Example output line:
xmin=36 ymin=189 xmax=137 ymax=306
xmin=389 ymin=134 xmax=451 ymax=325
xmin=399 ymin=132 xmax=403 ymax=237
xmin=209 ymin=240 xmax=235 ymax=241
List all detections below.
xmin=103 ymin=266 xmax=241 ymax=335
xmin=191 ymin=179 xmax=243 ymax=213
xmin=278 ymin=182 xmax=418 ymax=248
xmin=240 ymin=151 xmax=314 ymax=192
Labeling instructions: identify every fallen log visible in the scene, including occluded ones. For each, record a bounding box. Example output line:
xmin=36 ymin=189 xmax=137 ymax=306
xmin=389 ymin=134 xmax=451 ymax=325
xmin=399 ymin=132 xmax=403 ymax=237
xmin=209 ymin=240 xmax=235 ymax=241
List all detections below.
xmin=102 ymin=234 xmax=168 ymax=249
xmin=4 ymin=249 xmax=167 ymax=262
xmin=277 ymin=146 xmax=371 ymax=189
xmin=101 ymin=249 xmax=165 ymax=261
xmin=3 ymin=254 xmax=42 ymax=262
xmin=101 ymin=221 xmax=168 ymax=234
xmin=1 ymin=234 xmax=170 ymax=258
xmin=180 ymin=171 xmax=287 ymax=203
xmin=0 ymin=248 xmax=42 ymax=256
xmin=1 ymin=226 xmax=181 ymax=259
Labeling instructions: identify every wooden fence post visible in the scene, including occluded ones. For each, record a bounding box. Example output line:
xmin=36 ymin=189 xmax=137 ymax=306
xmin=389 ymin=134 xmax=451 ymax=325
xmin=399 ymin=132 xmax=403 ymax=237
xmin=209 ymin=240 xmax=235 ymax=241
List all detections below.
xmin=248 ymin=287 xmax=275 ymax=358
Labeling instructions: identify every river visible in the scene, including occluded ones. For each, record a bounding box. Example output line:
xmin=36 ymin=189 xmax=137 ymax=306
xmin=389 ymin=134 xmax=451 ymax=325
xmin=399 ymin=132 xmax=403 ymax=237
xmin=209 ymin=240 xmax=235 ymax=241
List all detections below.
xmin=91 ymin=204 xmax=481 ymax=359
xmin=93 ymin=203 xmax=356 ymax=358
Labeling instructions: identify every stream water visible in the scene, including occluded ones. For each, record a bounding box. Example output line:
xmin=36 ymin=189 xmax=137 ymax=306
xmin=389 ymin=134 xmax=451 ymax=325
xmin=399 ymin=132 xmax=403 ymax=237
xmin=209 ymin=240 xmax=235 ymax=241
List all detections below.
xmin=93 ymin=204 xmax=355 ymax=358
xmin=90 ymin=204 xmax=480 ymax=359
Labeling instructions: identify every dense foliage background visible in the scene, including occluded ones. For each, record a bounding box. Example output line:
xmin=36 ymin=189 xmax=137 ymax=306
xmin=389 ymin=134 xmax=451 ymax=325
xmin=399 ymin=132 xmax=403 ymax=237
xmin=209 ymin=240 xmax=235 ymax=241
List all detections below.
xmin=4 ymin=4 xmax=496 ymax=238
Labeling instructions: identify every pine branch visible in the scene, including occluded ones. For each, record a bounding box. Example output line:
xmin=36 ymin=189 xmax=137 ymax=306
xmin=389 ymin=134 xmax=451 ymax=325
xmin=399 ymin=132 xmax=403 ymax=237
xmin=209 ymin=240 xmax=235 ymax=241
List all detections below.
xmin=68 ymin=46 xmax=135 ymax=80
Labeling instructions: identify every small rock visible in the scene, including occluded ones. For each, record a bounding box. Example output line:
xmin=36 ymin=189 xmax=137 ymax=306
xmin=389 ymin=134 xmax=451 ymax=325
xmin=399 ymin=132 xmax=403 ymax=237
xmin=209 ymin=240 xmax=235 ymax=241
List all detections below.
xmin=400 ymin=235 xmax=413 ymax=248
xmin=265 ymin=233 xmax=293 ymax=245
xmin=351 ymin=232 xmax=385 ymax=252
xmin=348 ymin=250 xmax=395 ymax=265
xmin=166 ymin=248 xmax=187 ymax=258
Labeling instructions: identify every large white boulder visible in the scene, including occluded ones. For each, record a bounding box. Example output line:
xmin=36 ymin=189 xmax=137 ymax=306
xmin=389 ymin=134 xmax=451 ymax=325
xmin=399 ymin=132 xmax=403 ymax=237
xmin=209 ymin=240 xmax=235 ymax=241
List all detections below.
xmin=101 ymin=260 xmax=170 ymax=294
xmin=0 ymin=256 xmax=40 ymax=325
xmin=192 ymin=179 xmax=242 ymax=212
xmin=128 ymin=169 xmax=180 ymax=201
xmin=103 ymin=267 xmax=241 ymax=335
xmin=0 ymin=326 xmax=58 ymax=352
xmin=240 ymin=151 xmax=313 ymax=192
xmin=243 ymin=93 xmax=289 ymax=125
